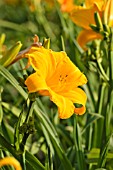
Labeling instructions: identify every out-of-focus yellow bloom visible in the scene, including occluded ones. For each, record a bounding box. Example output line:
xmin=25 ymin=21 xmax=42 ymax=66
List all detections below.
xmin=104 ymin=0 xmax=113 ymax=27
xmin=69 ymin=0 xmax=105 ymax=49
xmin=43 ymin=0 xmax=75 ymax=11
xmin=23 ymin=45 xmax=87 ymax=119
xmin=58 ymin=0 xmax=75 ymax=12
xmin=0 ymin=157 xmax=22 ymax=170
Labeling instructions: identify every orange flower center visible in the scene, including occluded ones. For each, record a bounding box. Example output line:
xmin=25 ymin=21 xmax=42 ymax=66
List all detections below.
xmin=59 ymin=74 xmax=68 ymax=83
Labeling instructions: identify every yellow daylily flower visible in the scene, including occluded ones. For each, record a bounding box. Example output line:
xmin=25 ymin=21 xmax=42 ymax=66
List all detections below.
xmin=77 ymin=29 xmax=102 ymax=49
xmin=24 ymin=46 xmax=87 ymax=119
xmin=70 ymin=0 xmax=105 ymax=29
xmin=43 ymin=0 xmax=75 ymax=11
xmin=69 ymin=0 xmax=106 ymax=49
xmin=67 ymin=0 xmax=106 ymax=49
xmin=104 ymin=0 xmax=113 ymax=27
xmin=58 ymin=0 xmax=75 ymax=12
xmin=0 ymin=157 xmax=22 ymax=170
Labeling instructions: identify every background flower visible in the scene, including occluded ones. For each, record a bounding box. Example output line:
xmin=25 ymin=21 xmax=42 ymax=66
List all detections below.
xmin=69 ymin=0 xmax=105 ymax=48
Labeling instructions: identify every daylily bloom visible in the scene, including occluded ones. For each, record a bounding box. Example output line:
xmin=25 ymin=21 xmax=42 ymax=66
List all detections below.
xmin=58 ymin=0 xmax=75 ymax=12
xmin=23 ymin=45 xmax=87 ymax=119
xmin=0 ymin=157 xmax=22 ymax=170
xmin=69 ymin=0 xmax=106 ymax=49
xmin=103 ymin=0 xmax=113 ymax=27
xmin=43 ymin=0 xmax=75 ymax=11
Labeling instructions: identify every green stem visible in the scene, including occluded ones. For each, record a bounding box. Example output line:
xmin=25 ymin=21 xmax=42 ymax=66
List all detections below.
xmin=108 ymin=28 xmax=113 ymax=81
xmin=105 ymin=27 xmax=113 ymax=140
xmin=73 ymin=116 xmax=86 ymax=170
xmin=14 ymin=102 xmax=27 ymax=150
xmin=61 ymin=35 xmax=65 ymax=51
xmin=96 ymin=60 xmax=109 ymax=81
xmin=20 ymin=100 xmax=35 ymax=152
xmin=0 ymin=133 xmax=20 ymax=159
xmin=92 ymin=83 xmax=106 ymax=148
xmin=86 ymin=81 xmax=96 ymax=112
xmin=24 ymin=100 xmax=34 ymax=123
xmin=98 ymin=28 xmax=113 ymax=168
xmin=21 ymin=152 xmax=26 ymax=170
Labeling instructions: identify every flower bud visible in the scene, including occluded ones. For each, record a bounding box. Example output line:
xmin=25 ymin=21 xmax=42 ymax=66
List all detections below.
xmin=94 ymin=12 xmax=103 ymax=32
xmin=43 ymin=38 xmax=50 ymax=49
xmin=0 ymin=41 xmax=22 ymax=67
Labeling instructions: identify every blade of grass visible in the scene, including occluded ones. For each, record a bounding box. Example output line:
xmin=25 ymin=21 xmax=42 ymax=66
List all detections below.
xmin=0 ymin=65 xmax=27 ymax=99
xmin=0 ymin=86 xmax=3 ymax=124
xmin=97 ymin=133 xmax=112 ymax=168
xmin=25 ymin=151 xmax=45 ymax=170
xmin=74 ymin=115 xmax=86 ymax=170
xmin=34 ymin=104 xmax=73 ymax=170
xmin=81 ymin=113 xmax=104 ymax=135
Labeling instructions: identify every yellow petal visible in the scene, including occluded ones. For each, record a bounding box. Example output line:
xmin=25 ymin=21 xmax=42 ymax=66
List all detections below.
xmin=74 ymin=106 xmax=86 ymax=115
xmin=47 ymin=51 xmax=87 ymax=93
xmin=60 ymin=88 xmax=87 ymax=115
xmin=49 ymin=89 xmax=75 ymax=119
xmin=70 ymin=5 xmax=99 ymax=29
xmin=104 ymin=0 xmax=113 ymax=27
xmin=0 ymin=157 xmax=22 ymax=170
xmin=61 ymin=87 xmax=87 ymax=109
xmin=25 ymin=46 xmax=56 ymax=79
xmin=77 ymin=29 xmax=103 ymax=49
xmin=49 ymin=87 xmax=87 ymax=118
xmin=25 ymin=72 xmax=49 ymax=94
xmin=58 ymin=0 xmax=75 ymax=12
xmin=85 ymin=0 xmax=105 ymax=10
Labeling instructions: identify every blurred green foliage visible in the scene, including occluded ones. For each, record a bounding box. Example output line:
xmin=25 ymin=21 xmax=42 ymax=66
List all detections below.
xmin=0 ymin=0 xmax=113 ymax=170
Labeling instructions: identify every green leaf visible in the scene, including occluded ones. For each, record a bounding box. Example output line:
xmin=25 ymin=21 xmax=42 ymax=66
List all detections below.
xmin=86 ymin=147 xmax=113 ymax=164
xmin=0 ymin=65 xmax=27 ymax=99
xmin=81 ymin=113 xmax=104 ymax=134
xmin=95 ymin=169 xmax=107 ymax=170
xmin=97 ymin=134 xmax=112 ymax=168
xmin=25 ymin=151 xmax=45 ymax=170
xmin=0 ymin=86 xmax=3 ymax=124
xmin=34 ymin=103 xmax=73 ymax=170
xmin=2 ymin=102 xmax=21 ymax=117
xmin=74 ymin=119 xmax=86 ymax=170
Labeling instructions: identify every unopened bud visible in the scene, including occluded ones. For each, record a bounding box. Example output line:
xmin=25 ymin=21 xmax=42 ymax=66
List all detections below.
xmin=43 ymin=38 xmax=50 ymax=49
xmin=90 ymin=24 xmax=100 ymax=32
xmin=94 ymin=12 xmax=103 ymax=32
xmin=0 ymin=41 xmax=22 ymax=67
